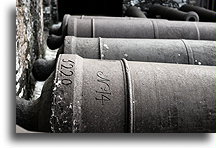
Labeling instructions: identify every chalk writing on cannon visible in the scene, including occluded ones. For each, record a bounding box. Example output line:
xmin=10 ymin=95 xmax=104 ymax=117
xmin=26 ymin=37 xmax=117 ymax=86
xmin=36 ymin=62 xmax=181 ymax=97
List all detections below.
xmin=59 ymin=58 xmax=75 ymax=85
xmin=95 ymin=71 xmax=112 ymax=105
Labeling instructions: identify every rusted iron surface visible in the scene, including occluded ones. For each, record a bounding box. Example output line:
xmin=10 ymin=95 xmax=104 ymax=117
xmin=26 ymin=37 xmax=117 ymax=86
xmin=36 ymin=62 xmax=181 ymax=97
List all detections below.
xmin=65 ymin=16 xmax=215 ymax=40
xmin=49 ymin=14 xmax=150 ymax=36
xmin=50 ymin=54 xmax=216 ymax=132
xmin=149 ymin=4 xmax=199 ymax=21
xmin=125 ymin=6 xmax=147 ymax=18
xmin=19 ymin=54 xmax=216 ymax=133
xmin=64 ymin=37 xmax=216 ymax=66
xmin=179 ymin=4 xmax=216 ymax=22
xmin=47 ymin=16 xmax=216 ymax=49
xmin=34 ymin=37 xmax=216 ymax=81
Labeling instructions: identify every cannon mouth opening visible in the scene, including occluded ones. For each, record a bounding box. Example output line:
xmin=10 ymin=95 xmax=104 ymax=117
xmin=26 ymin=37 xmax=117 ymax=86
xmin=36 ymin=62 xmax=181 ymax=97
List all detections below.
xmin=185 ymin=11 xmax=199 ymax=22
xmin=187 ymin=17 xmax=196 ymax=22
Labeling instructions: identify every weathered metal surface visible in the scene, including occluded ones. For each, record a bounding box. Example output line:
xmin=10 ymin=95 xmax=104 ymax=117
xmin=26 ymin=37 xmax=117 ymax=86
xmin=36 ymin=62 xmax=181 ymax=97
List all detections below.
xmin=34 ymin=37 xmax=216 ymax=81
xmin=47 ymin=14 xmax=151 ymax=49
xmin=149 ymin=4 xmax=199 ymax=21
xmin=18 ymin=54 xmax=216 ymax=132
xmin=66 ymin=17 xmax=216 ymax=40
xmin=49 ymin=14 xmax=150 ymax=36
xmin=61 ymin=14 xmax=146 ymax=20
xmin=179 ymin=4 xmax=216 ymax=22
xmin=47 ymin=16 xmax=216 ymax=49
xmin=64 ymin=37 xmax=216 ymax=66
xmin=125 ymin=6 xmax=147 ymax=18
xmin=48 ymin=54 xmax=215 ymax=133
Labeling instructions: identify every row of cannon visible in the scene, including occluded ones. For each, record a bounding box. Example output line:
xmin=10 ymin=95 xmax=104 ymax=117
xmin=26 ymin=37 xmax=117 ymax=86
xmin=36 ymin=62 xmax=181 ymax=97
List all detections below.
xmin=47 ymin=5 xmax=216 ymax=49
xmin=16 ymin=4 xmax=216 ymax=133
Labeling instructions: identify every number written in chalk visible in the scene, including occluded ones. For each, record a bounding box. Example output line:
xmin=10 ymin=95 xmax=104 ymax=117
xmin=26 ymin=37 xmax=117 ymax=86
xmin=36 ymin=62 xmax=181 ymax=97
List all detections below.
xmin=60 ymin=59 xmax=75 ymax=85
xmin=95 ymin=71 xmax=112 ymax=105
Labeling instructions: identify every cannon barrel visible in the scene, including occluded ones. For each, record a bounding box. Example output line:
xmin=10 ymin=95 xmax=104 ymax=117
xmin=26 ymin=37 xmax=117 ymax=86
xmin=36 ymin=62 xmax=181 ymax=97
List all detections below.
xmin=47 ymin=16 xmax=216 ymax=49
xmin=149 ymin=4 xmax=199 ymax=21
xmin=64 ymin=37 xmax=216 ymax=66
xmin=125 ymin=6 xmax=147 ymax=18
xmin=17 ymin=54 xmax=216 ymax=133
xmin=179 ymin=4 xmax=216 ymax=22
xmin=34 ymin=37 xmax=216 ymax=81
xmin=49 ymin=14 xmax=149 ymax=36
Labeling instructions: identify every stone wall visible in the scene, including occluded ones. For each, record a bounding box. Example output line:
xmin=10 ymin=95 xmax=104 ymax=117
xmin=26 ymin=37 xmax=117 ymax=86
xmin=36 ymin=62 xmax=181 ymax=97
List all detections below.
xmin=16 ymin=0 xmax=44 ymax=100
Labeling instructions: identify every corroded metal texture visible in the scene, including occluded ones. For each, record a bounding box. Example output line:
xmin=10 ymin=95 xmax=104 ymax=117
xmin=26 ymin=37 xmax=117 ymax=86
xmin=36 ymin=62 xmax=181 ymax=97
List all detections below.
xmin=64 ymin=37 xmax=216 ymax=66
xmin=179 ymin=4 xmax=216 ymax=22
xmin=34 ymin=37 xmax=216 ymax=81
xmin=62 ymin=14 xmax=146 ymax=20
xmin=49 ymin=14 xmax=149 ymax=36
xmin=149 ymin=4 xmax=199 ymax=21
xmin=47 ymin=16 xmax=216 ymax=49
xmin=48 ymin=54 xmax=215 ymax=133
xmin=47 ymin=14 xmax=152 ymax=49
xmin=66 ymin=17 xmax=216 ymax=40
xmin=125 ymin=6 xmax=147 ymax=18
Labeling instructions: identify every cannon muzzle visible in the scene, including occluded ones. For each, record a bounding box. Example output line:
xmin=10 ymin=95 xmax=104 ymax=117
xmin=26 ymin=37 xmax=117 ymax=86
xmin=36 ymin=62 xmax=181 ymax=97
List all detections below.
xmin=149 ymin=4 xmax=199 ymax=21
xmin=179 ymin=4 xmax=216 ymax=22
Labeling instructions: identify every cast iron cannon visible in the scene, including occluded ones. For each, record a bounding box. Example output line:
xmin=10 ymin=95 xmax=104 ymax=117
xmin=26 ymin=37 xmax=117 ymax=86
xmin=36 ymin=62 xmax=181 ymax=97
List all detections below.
xmin=179 ymin=4 xmax=216 ymax=22
xmin=148 ymin=4 xmax=199 ymax=21
xmin=33 ymin=37 xmax=216 ymax=81
xmin=47 ymin=15 xmax=216 ymax=49
xmin=17 ymin=54 xmax=216 ymax=133
xmin=49 ymin=15 xmax=150 ymax=36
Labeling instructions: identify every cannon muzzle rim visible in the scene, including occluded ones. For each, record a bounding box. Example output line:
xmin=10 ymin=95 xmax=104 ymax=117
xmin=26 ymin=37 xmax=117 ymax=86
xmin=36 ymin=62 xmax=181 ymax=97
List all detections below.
xmin=185 ymin=11 xmax=199 ymax=22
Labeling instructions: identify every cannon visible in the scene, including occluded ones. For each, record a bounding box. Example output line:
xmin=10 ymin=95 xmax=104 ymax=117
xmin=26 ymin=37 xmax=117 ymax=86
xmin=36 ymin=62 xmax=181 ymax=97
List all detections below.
xmin=33 ymin=37 xmax=216 ymax=81
xmin=49 ymin=15 xmax=150 ymax=36
xmin=17 ymin=54 xmax=216 ymax=133
xmin=47 ymin=15 xmax=216 ymax=49
xmin=125 ymin=6 xmax=147 ymax=18
xmin=179 ymin=4 xmax=216 ymax=22
xmin=63 ymin=37 xmax=216 ymax=65
xmin=148 ymin=4 xmax=199 ymax=21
